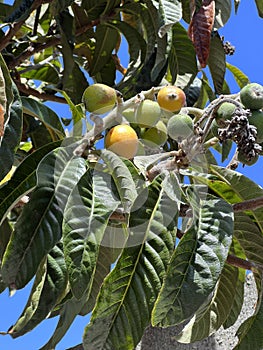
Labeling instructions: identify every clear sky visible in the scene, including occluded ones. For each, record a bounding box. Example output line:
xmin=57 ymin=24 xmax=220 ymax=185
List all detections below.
xmin=0 ymin=2 xmax=263 ymax=350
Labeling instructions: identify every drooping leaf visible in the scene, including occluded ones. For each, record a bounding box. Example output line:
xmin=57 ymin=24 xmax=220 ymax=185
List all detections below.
xmin=234 ymin=274 xmax=263 ymax=349
xmin=90 ymin=24 xmax=120 ymax=76
xmin=83 ymin=175 xmax=178 ymax=350
xmin=255 ymin=0 xmax=263 ymax=18
xmin=152 ymin=194 xmax=234 ymax=327
xmin=188 ymin=0 xmax=215 ymax=68
xmin=0 ymin=82 xmax=22 ymax=181
xmin=63 ymin=169 xmax=119 ymax=299
xmin=169 ymin=22 xmax=198 ymax=88
xmin=0 ymin=140 xmax=62 ymax=227
xmin=152 ymin=0 xmax=182 ymax=38
xmin=226 ymin=62 xmax=250 ymax=89
xmin=99 ymin=149 xmax=137 ymax=213
xmin=21 ymin=97 xmax=65 ymax=138
xmin=1 ymin=147 xmax=86 ymax=290
xmin=208 ymin=31 xmax=226 ymax=94
xmin=213 ymin=0 xmax=232 ymax=29
xmin=175 ymin=263 xmax=239 ymax=343
xmin=209 ymin=165 xmax=263 ymax=231
xmin=8 ymin=243 xmax=68 ymax=338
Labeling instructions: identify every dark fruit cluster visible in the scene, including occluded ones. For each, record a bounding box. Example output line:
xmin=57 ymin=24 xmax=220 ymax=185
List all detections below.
xmin=218 ymin=107 xmax=262 ymax=162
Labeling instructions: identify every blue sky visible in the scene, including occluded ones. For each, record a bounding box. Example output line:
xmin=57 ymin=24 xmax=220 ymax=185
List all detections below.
xmin=0 ymin=2 xmax=263 ymax=350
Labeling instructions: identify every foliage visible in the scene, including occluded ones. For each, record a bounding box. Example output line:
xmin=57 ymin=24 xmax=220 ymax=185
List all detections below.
xmin=0 ymin=1 xmax=263 ymax=349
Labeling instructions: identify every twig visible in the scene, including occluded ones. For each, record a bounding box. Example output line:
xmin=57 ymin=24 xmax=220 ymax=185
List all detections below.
xmin=14 ymin=79 xmax=67 ymax=103
xmin=227 ymin=254 xmax=260 ymax=271
xmin=233 ymin=196 xmax=263 ymax=212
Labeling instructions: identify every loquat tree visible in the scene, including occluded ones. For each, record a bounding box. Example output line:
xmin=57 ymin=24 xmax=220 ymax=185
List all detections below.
xmin=0 ymin=0 xmax=263 ymax=349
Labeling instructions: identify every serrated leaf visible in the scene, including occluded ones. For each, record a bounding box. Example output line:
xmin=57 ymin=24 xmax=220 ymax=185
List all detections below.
xmin=169 ymin=22 xmax=197 ymax=88
xmin=152 ymin=195 xmax=233 ymax=327
xmin=8 ymin=243 xmax=68 ymax=338
xmin=226 ymin=62 xmax=250 ymax=89
xmin=63 ymin=169 xmax=119 ymax=299
xmin=90 ymin=24 xmax=120 ymax=76
xmin=0 ymin=82 xmax=22 ymax=181
xmin=208 ymin=32 xmax=226 ymax=94
xmin=21 ymin=97 xmax=65 ymax=139
xmin=188 ymin=0 xmax=215 ymax=68
xmin=0 ymin=140 xmax=62 ymax=227
xmin=175 ymin=263 xmax=239 ymax=343
xmin=100 ymin=149 xmax=137 ymax=213
xmin=83 ymin=175 xmax=177 ymax=350
xmin=213 ymin=0 xmax=232 ymax=29
xmin=1 ymin=147 xmax=86 ymax=289
xmin=255 ymin=0 xmax=263 ymax=17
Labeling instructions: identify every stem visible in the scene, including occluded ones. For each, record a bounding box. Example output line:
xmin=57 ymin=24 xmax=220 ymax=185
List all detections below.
xmin=14 ymin=79 xmax=67 ymax=103
xmin=233 ymin=196 xmax=263 ymax=212
xmin=227 ymin=254 xmax=259 ymax=271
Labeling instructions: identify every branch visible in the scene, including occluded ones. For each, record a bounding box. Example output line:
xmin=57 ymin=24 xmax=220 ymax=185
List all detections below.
xmin=233 ymin=196 xmax=263 ymax=212
xmin=0 ymin=0 xmax=48 ymax=52
xmin=14 ymin=79 xmax=67 ymax=104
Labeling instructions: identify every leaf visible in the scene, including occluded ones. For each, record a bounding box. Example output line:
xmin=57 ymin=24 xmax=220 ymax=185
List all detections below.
xmin=168 ymin=22 xmax=198 ymax=88
xmin=100 ymin=149 xmax=137 ymax=213
xmin=234 ymin=275 xmax=263 ymax=349
xmin=175 ymin=263 xmax=239 ymax=343
xmin=21 ymin=97 xmax=65 ymax=139
xmin=213 ymin=0 xmax=232 ymax=30
xmin=226 ymin=62 xmax=250 ymax=89
xmin=4 ymin=0 xmax=34 ymax=22
xmin=234 ymin=212 xmax=263 ymax=266
xmin=152 ymin=195 xmax=234 ymax=327
xmin=83 ymin=175 xmax=178 ymax=350
xmin=63 ymin=169 xmax=119 ymax=299
xmin=152 ymin=0 xmax=182 ymax=38
xmin=40 ymin=295 xmax=87 ymax=350
xmin=208 ymin=32 xmax=226 ymax=94
xmin=8 ymin=243 xmax=68 ymax=338
xmin=188 ymin=0 xmax=215 ymax=68
xmin=19 ymin=63 xmax=60 ymax=85
xmin=221 ymin=139 xmax=233 ymax=163
xmin=209 ymin=165 xmax=263 ymax=231
xmin=90 ymin=24 xmax=120 ymax=76
xmin=255 ymin=0 xmax=263 ymax=18
xmin=0 ymin=140 xmax=62 ymax=227
xmin=0 ymin=82 xmax=22 ymax=181
xmin=1 ymin=147 xmax=86 ymax=290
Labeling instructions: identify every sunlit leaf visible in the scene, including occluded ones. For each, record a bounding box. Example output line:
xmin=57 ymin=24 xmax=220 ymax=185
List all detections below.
xmin=226 ymin=63 xmax=250 ymax=89
xmin=213 ymin=0 xmax=232 ymax=29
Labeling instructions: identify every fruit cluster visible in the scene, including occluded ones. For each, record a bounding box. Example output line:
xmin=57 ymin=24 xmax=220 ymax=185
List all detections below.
xmin=214 ymin=83 xmax=263 ymax=165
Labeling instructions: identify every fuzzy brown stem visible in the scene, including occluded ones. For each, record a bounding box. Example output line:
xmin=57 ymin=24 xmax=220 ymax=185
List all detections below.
xmin=233 ymin=196 xmax=263 ymax=212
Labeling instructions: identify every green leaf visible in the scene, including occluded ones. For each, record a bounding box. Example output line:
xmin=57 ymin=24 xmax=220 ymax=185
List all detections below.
xmin=8 ymin=243 xmax=68 ymax=338
xmin=4 ymin=0 xmax=34 ymax=22
xmin=100 ymin=149 xmax=137 ymax=213
xmin=209 ymin=165 xmax=263 ymax=232
xmin=234 ymin=212 xmax=263 ymax=266
xmin=0 ymin=82 xmax=22 ymax=181
xmin=40 ymin=295 xmax=87 ymax=350
xmin=226 ymin=63 xmax=250 ymax=89
xmin=221 ymin=139 xmax=233 ymax=163
xmin=152 ymin=0 xmax=182 ymax=37
xmin=0 ymin=140 xmax=62 ymax=227
xmin=175 ymin=263 xmax=239 ymax=343
xmin=169 ymin=22 xmax=198 ymax=88
xmin=1 ymin=147 xmax=86 ymax=290
xmin=255 ymin=0 xmax=263 ymax=17
xmin=234 ymin=275 xmax=263 ymax=349
xmin=213 ymin=0 xmax=232 ymax=29
xmin=83 ymin=175 xmax=177 ymax=350
xmin=90 ymin=24 xmax=120 ymax=76
xmin=19 ymin=63 xmax=60 ymax=85
xmin=208 ymin=32 xmax=226 ymax=94
xmin=63 ymin=169 xmax=119 ymax=299
xmin=21 ymin=97 xmax=65 ymax=139
xmin=152 ymin=195 xmax=234 ymax=327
